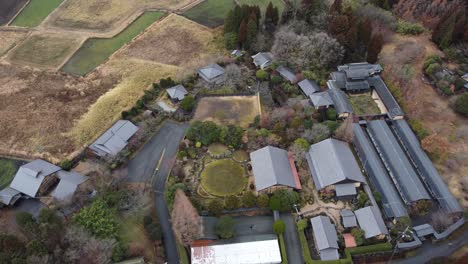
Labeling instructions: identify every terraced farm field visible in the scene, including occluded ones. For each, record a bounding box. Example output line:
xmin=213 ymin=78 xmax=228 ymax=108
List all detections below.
xmin=11 ymin=0 xmax=63 ymax=27
xmin=183 ymin=0 xmax=236 ymax=27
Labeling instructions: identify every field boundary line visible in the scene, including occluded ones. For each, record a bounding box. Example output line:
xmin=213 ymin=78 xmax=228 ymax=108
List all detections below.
xmin=5 ymin=0 xmax=30 ymax=26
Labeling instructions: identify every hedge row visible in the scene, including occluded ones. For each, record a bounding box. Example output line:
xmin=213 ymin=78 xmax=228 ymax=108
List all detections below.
xmin=297 ymin=226 xmax=314 ymax=264
xmin=278 ymin=234 xmax=288 ymax=264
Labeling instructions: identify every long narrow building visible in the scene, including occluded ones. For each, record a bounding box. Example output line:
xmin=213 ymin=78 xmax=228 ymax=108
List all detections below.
xmin=366 ymin=120 xmax=430 ymax=203
xmin=353 ymin=124 xmax=408 ymax=218
xmin=392 ymin=119 xmax=462 ymax=214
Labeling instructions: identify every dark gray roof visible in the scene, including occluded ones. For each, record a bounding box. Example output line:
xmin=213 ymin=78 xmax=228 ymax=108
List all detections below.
xmin=89 ymin=120 xmax=139 ymax=157
xmin=367 ymin=120 xmax=430 ymax=203
xmin=306 ymin=138 xmax=365 ymax=190
xmin=250 ymin=146 xmax=298 ymax=191
xmin=392 ymin=119 xmax=462 ymax=213
xmin=51 ymin=171 xmax=88 ymax=200
xmin=335 ymin=183 xmax=357 ymax=197
xmin=327 ymin=85 xmax=354 ymax=114
xmin=368 ymin=76 xmax=404 ymax=119
xmin=166 ymin=85 xmax=188 ymax=101
xmin=276 ymin=66 xmax=297 ymax=83
xmin=337 ymin=63 xmax=383 ymax=80
xmin=354 ymin=206 xmax=388 ymax=238
xmin=345 ymin=80 xmax=370 ymax=91
xmin=310 ymin=216 xmax=339 ymax=261
xmin=298 ymin=79 xmax=320 ymax=95
xmin=0 ymin=187 xmax=20 ymax=205
xmin=413 ymin=224 xmax=435 ymax=237
xmin=198 ymin=63 xmax=225 ymax=83
xmin=341 ymin=209 xmax=358 ymax=228
xmin=10 ymin=159 xmax=61 ymax=197
xmin=309 ymin=91 xmax=333 ymax=108
xmin=251 ymin=52 xmax=273 ymax=68
xmin=330 ymin=72 xmax=346 ymax=89
xmin=352 ymin=124 xmax=408 ymax=218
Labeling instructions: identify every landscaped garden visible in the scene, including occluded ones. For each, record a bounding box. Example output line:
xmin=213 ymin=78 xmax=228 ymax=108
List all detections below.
xmin=183 ymin=0 xmax=236 ymax=28
xmin=349 ymin=94 xmax=381 ymax=116
xmin=200 ymin=158 xmax=246 ymax=197
xmin=11 ymin=0 xmax=63 ymax=27
xmin=62 ymin=11 xmax=166 ymax=75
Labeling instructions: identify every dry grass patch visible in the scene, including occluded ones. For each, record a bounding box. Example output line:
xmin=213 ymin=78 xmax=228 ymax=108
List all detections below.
xmin=0 ymin=30 xmax=28 ymax=56
xmin=8 ymin=32 xmax=82 ymax=68
xmin=122 ymin=14 xmax=221 ymax=67
xmin=193 ymin=96 xmax=261 ymax=128
xmin=46 ymin=0 xmax=197 ymax=32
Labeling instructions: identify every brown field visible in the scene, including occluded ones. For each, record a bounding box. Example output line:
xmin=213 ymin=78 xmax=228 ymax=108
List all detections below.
xmin=0 ymin=30 xmax=28 ymax=56
xmin=45 ymin=0 xmax=198 ymax=32
xmin=193 ymin=96 xmax=261 ymax=128
xmin=379 ymin=33 xmax=468 ymax=209
xmin=8 ymin=32 xmax=82 ymax=68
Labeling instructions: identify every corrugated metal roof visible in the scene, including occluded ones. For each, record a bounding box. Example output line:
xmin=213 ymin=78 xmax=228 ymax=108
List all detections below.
xmin=250 ymin=146 xmax=297 ymax=191
xmin=355 ymin=206 xmax=388 ymax=238
xmin=51 ymin=171 xmax=88 ymax=200
xmin=10 ymin=160 xmax=61 ymax=197
xmin=368 ymin=76 xmax=403 ymax=119
xmin=306 ymin=138 xmax=365 ymax=190
xmin=89 ymin=120 xmax=138 ymax=157
xmin=191 ymin=237 xmax=282 ymax=264
xmin=310 ymin=216 xmax=339 ymax=260
xmin=392 ymin=119 xmax=462 ymax=213
xmin=352 ymin=124 xmax=408 ymax=218
xmin=309 ymin=91 xmax=333 ymax=108
xmin=251 ymin=52 xmax=273 ymax=68
xmin=327 ymin=86 xmax=354 ymax=114
xmin=166 ymin=85 xmax=188 ymax=101
xmin=367 ymin=120 xmax=430 ymax=203
xmin=341 ymin=209 xmax=358 ymax=228
xmin=298 ymin=79 xmax=320 ymax=95
xmin=335 ymin=183 xmax=357 ymax=197
xmin=198 ymin=63 xmax=225 ymax=82
xmin=0 ymin=187 xmax=20 ymax=205
xmin=276 ymin=66 xmax=296 ymax=83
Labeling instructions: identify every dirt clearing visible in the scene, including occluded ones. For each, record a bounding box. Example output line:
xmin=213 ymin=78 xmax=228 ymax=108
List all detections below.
xmin=8 ymin=32 xmax=83 ymax=69
xmin=379 ymin=33 xmax=468 ymax=209
xmin=0 ymin=30 xmax=28 ymax=56
xmin=193 ymin=96 xmax=261 ymax=127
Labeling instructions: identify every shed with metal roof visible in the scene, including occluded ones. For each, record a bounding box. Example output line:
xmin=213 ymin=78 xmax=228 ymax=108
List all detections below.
xmin=10 ymin=159 xmax=61 ymax=198
xmin=89 ymin=120 xmax=139 ymax=157
xmin=355 ymin=206 xmax=388 ymax=239
xmin=310 ymin=215 xmax=340 ymax=261
xmin=198 ymin=63 xmax=225 ymax=84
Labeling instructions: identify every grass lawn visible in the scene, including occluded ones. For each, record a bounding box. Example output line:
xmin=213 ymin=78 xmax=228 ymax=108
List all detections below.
xmin=201 ymin=159 xmax=246 ymax=196
xmin=11 ymin=0 xmax=63 ymax=27
xmin=208 ymin=143 xmax=229 ymax=156
xmin=236 ymin=0 xmax=285 ymax=15
xmin=62 ymin=11 xmax=165 ymax=76
xmin=349 ymin=94 xmax=381 ymax=116
xmin=183 ymin=0 xmax=236 ymax=28
xmin=0 ymin=159 xmax=17 ymax=189
xmin=233 ymin=150 xmax=248 ymax=162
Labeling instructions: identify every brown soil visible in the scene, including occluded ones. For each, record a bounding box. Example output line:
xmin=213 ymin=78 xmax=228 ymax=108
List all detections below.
xmin=379 ymin=33 xmax=468 ymax=209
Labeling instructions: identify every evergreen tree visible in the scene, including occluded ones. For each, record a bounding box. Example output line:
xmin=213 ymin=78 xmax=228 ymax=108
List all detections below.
xmin=233 ymin=5 xmax=243 ymax=29
xmin=265 ymin=2 xmax=279 ymax=32
xmin=367 ymin=33 xmax=383 ymax=63
xmin=224 ymin=10 xmax=236 ymax=33
xmin=238 ymin=19 xmax=248 ymax=47
xmin=246 ymin=16 xmax=258 ymax=50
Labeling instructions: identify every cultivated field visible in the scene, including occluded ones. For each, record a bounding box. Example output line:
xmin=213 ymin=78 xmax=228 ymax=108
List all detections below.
xmin=62 ymin=11 xmax=166 ymax=76
xmin=0 ymin=30 xmax=28 ymax=56
xmin=11 ymin=0 xmax=63 ymax=27
xmin=45 ymin=0 xmax=197 ymax=32
xmin=349 ymin=94 xmax=381 ymax=116
xmin=193 ymin=96 xmax=261 ymax=127
xmin=183 ymin=0 xmax=236 ymax=27
xmin=200 ymin=159 xmax=246 ymax=196
xmin=8 ymin=32 xmax=82 ymax=69
xmin=0 ymin=0 xmax=28 ymax=25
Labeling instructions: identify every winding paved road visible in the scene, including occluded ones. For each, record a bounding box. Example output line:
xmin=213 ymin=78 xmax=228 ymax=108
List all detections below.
xmin=127 ymin=121 xmax=188 ymax=264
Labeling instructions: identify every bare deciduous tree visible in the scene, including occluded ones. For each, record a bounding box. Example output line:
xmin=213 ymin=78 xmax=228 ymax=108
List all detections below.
xmin=431 ymin=210 xmax=453 ymax=232
xmin=171 ymin=189 xmax=201 ymax=246
xmin=62 ymin=226 xmax=115 ymax=264
xmin=224 ymin=64 xmax=243 ymax=89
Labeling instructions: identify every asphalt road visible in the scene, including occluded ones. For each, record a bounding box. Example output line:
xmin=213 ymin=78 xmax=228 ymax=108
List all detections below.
xmin=234 ymin=215 xmax=274 ymax=236
xmin=127 ymin=121 xmax=188 ymax=264
xmin=280 ymin=213 xmax=304 ymax=264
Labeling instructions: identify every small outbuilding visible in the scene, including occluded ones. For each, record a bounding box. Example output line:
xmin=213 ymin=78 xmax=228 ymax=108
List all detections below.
xmin=89 ymin=120 xmax=139 ymax=157
xmin=0 ymin=187 xmax=21 ymax=205
xmin=309 ymin=91 xmax=333 ymax=109
xmin=341 ymin=209 xmax=357 ymax=228
xmin=354 ymin=206 xmax=388 ymax=239
xmin=198 ymin=63 xmax=225 ymax=84
xmin=310 ymin=215 xmax=340 ymax=261
xmin=231 ymin=50 xmax=244 ymax=57
xmin=276 ymin=66 xmax=297 ymax=83
xmin=251 ymin=52 xmax=273 ymax=69
xmin=166 ymin=84 xmax=188 ymax=101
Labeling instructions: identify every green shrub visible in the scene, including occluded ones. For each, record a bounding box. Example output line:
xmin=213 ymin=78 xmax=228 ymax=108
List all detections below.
xmin=59 ymin=159 xmax=73 ymax=170
xmin=323 ymin=120 xmax=340 ymax=133
xmin=425 ymin=63 xmax=441 ymax=76
xmin=423 ymin=55 xmax=442 ymax=70
xmin=454 ymin=93 xmax=468 ymax=116
xmin=164 ymin=183 xmax=187 ymax=211
xmin=271 ymin=75 xmax=283 ymax=85
xmin=326 ymin=108 xmax=337 ymax=121
xmin=180 ymin=95 xmax=195 ymax=112
xmin=256 ymin=194 xmax=269 ymax=207
xmin=297 ymin=219 xmax=308 ymax=231
xmin=256 ymin=69 xmax=269 ymax=81
xmin=294 ymin=138 xmax=310 ymax=150
xmin=224 ymin=195 xmax=240 ymax=210
xmin=241 ymin=191 xmax=257 ymax=208
xmin=273 ymin=220 xmax=286 ymax=234
xmin=208 ymin=200 xmax=224 ymax=216
xmin=224 ymin=32 xmax=238 ymax=49
xmin=396 ymin=20 xmax=425 ymax=35
xmin=215 ymin=216 xmax=235 ymax=239
xmin=278 ymin=234 xmax=288 ymax=264
xmin=112 ymin=241 xmax=127 ymax=262
xmin=408 ymin=119 xmax=429 ymax=140
xmin=297 ymin=228 xmax=314 ymax=263
xmin=351 ymin=228 xmax=365 ymax=246
xmin=73 ymin=199 xmax=118 ymax=238
xmin=269 ymin=189 xmax=299 ymax=212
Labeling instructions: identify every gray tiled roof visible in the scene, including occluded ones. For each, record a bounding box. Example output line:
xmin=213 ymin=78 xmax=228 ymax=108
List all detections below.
xmin=367 ymin=120 xmax=430 ymax=203
xmin=355 ymin=206 xmax=388 ymax=238
xmin=276 ymin=66 xmax=297 ymax=83
xmin=353 ymin=124 xmax=408 ymax=218
xmin=10 ymin=160 xmax=61 ymax=197
xmin=298 ymin=79 xmax=320 ymax=95
xmin=89 ymin=120 xmax=138 ymax=157
xmin=309 ymin=91 xmax=333 ymax=108
xmin=327 ymin=85 xmax=354 ymax=114
xmin=310 ymin=216 xmax=339 ymax=261
xmin=250 ymin=146 xmax=298 ymax=191
xmin=337 ymin=63 xmax=383 ymax=80
xmin=0 ymin=187 xmax=20 ymax=205
xmin=51 ymin=171 xmax=88 ymax=200
xmin=345 ymin=80 xmax=370 ymax=91
xmin=341 ymin=209 xmax=358 ymax=228
xmin=198 ymin=64 xmax=225 ymax=83
xmin=306 ymin=138 xmax=365 ymax=190
xmin=392 ymin=119 xmax=462 ymax=213
xmin=335 ymin=183 xmax=357 ymax=197
xmin=251 ymin=52 xmax=273 ymax=68
xmin=166 ymin=85 xmax=188 ymax=101
xmin=330 ymin=72 xmax=346 ymax=89
xmin=368 ymin=76 xmax=403 ymax=119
